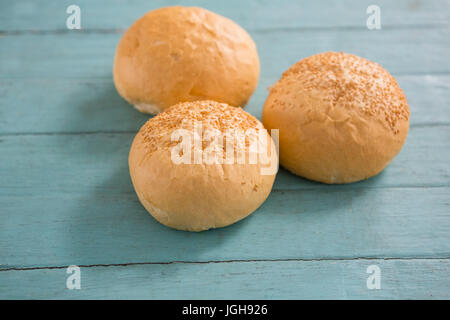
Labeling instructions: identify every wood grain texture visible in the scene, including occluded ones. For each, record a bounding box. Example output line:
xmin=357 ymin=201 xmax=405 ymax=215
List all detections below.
xmin=0 ymin=127 xmax=449 ymax=196
xmin=1 ymin=0 xmax=449 ymax=31
xmin=1 ymin=28 xmax=449 ymax=80
xmin=1 ymin=259 xmax=449 ymax=299
xmin=1 ymin=126 xmax=449 ymax=267
xmin=0 ymin=75 xmax=449 ymax=135
xmin=0 ymin=0 xmax=449 ymax=299
xmin=1 ymin=186 xmax=449 ymax=269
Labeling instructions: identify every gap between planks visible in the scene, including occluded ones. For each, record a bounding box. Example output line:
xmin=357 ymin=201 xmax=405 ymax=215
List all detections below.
xmin=0 ymin=23 xmax=449 ymax=36
xmin=2 ymin=71 xmax=450 ymax=80
xmin=2 ymin=71 xmax=450 ymax=81
xmin=0 ymin=123 xmax=449 ymax=137
xmin=1 ymin=256 xmax=450 ymax=273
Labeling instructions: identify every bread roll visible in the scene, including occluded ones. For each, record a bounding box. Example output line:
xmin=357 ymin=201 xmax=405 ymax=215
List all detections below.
xmin=114 ymin=6 xmax=260 ymax=114
xmin=262 ymin=52 xmax=410 ymax=184
xmin=129 ymin=100 xmax=278 ymax=231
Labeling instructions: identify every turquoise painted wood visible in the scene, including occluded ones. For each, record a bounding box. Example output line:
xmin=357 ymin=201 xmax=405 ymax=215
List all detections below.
xmin=0 ymin=0 xmax=449 ymax=299
xmin=0 ymin=75 xmax=449 ymax=135
xmin=1 ymin=259 xmax=449 ymax=299
xmin=1 ymin=184 xmax=449 ymax=268
xmin=2 ymin=29 xmax=450 ymax=80
xmin=1 ymin=126 xmax=449 ymax=194
xmin=1 ymin=0 xmax=449 ymax=31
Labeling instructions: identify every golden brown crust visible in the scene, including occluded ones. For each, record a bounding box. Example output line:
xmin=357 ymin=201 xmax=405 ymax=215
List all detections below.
xmin=129 ymin=101 xmax=277 ymax=231
xmin=262 ymin=52 xmax=410 ymax=184
xmin=138 ymin=100 xmax=263 ymax=157
xmin=114 ymin=6 xmax=260 ymax=114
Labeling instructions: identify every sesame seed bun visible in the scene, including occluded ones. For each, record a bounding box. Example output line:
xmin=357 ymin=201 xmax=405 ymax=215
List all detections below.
xmin=262 ymin=52 xmax=410 ymax=184
xmin=114 ymin=6 xmax=260 ymax=114
xmin=129 ymin=101 xmax=277 ymax=231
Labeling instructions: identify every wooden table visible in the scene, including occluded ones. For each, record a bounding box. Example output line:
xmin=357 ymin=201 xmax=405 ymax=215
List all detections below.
xmin=1 ymin=0 xmax=449 ymax=299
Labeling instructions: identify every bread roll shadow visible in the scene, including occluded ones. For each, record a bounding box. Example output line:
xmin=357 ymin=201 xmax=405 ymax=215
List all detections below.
xmin=56 ymin=86 xmax=256 ymax=262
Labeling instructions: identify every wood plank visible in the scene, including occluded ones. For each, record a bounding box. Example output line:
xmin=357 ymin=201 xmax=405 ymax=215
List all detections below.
xmin=0 ymin=79 xmax=150 ymax=135
xmin=0 ymin=75 xmax=449 ymax=135
xmin=1 ymin=28 xmax=449 ymax=81
xmin=0 ymin=126 xmax=448 ymax=196
xmin=1 ymin=0 xmax=449 ymax=31
xmin=1 ymin=184 xmax=449 ymax=268
xmin=0 ymin=259 xmax=448 ymax=299
xmin=1 ymin=0 xmax=448 ymax=300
